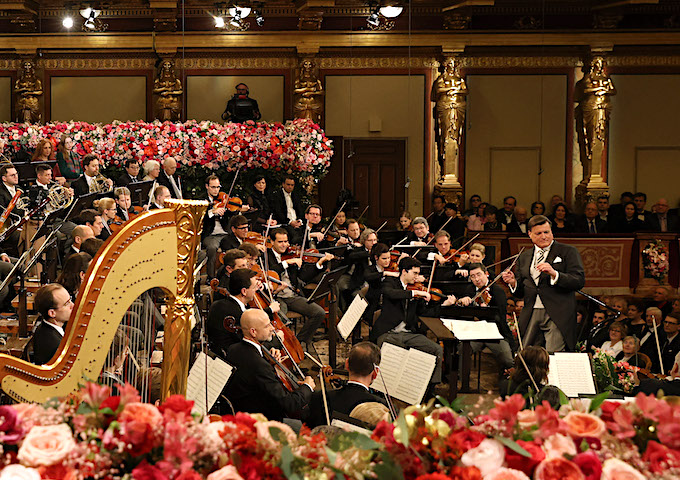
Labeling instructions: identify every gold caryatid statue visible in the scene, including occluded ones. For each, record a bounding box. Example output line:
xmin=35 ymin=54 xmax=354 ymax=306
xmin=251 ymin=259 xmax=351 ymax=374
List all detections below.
xmin=153 ymin=59 xmax=183 ymax=122
xmin=431 ymin=57 xmax=467 ymax=186
xmin=293 ymin=58 xmax=324 ymax=124
xmin=575 ymin=56 xmax=616 ymax=187
xmin=14 ymin=60 xmax=43 ymax=124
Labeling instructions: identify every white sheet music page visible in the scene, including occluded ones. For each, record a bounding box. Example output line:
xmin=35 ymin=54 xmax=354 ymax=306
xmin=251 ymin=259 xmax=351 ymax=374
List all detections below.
xmin=186 ymin=352 xmax=234 ymax=415
xmin=393 ymin=348 xmax=436 ymax=405
xmin=337 ymin=295 xmax=368 ymax=341
xmin=547 ymin=352 xmax=596 ymax=398
xmin=370 ymin=342 xmax=407 ymax=395
xmin=440 ymin=318 xmax=503 ymax=341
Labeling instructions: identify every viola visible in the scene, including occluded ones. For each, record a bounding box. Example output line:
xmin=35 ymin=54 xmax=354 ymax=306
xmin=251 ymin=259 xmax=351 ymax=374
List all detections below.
xmin=407 ymin=283 xmax=444 ymax=303
xmin=214 ymin=191 xmax=244 ymax=212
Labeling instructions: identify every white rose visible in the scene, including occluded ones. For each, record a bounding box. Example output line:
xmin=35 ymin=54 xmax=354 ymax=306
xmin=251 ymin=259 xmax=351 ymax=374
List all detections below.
xmin=0 ymin=465 xmax=41 ymax=480
xmin=17 ymin=423 xmax=76 ymax=467
xmin=601 ymin=458 xmax=646 ymax=480
xmin=460 ymin=438 xmax=505 ymax=477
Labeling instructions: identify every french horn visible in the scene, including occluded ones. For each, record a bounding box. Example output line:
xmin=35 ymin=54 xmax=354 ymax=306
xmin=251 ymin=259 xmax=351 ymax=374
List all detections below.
xmin=46 ymin=183 xmax=74 ymax=213
xmin=90 ymin=173 xmax=113 ymax=194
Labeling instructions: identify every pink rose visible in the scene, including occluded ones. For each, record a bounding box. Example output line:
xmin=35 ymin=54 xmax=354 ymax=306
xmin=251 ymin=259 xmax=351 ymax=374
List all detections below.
xmin=17 ymin=423 xmax=76 ymax=467
xmin=0 ymin=465 xmax=41 ymax=480
xmin=543 ymin=433 xmax=577 ymax=459
xmin=562 ymin=411 xmax=606 ymax=438
xmin=534 ymin=457 xmax=585 ymax=480
xmin=601 ymin=458 xmax=646 ymax=479
xmin=517 ymin=409 xmax=538 ymax=429
xmin=484 ymin=468 xmax=530 ymax=480
xmin=460 ymin=438 xmax=505 ymax=477
xmin=206 ymin=465 xmax=244 ymax=480
xmin=572 ymin=451 xmax=602 ymax=480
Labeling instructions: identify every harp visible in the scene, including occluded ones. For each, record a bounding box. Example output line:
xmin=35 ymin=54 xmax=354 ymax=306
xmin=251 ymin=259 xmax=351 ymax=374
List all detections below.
xmin=0 ymin=199 xmax=208 ymax=404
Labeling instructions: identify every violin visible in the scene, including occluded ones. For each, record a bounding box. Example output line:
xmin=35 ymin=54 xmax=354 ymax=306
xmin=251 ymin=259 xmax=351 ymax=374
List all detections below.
xmin=214 ymin=191 xmax=244 ymax=212
xmin=244 ymin=231 xmax=273 ymax=249
xmin=442 ymin=248 xmax=469 ymax=264
xmin=407 ymin=283 xmax=444 ymax=303
xmin=284 ymin=246 xmax=336 ymax=263
xmin=474 ymin=287 xmax=492 ymax=306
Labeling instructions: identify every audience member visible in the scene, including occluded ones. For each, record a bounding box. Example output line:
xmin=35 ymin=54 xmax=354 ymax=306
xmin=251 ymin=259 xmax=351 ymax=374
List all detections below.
xmin=221 ymin=83 xmax=261 ymax=123
xmin=462 ymin=194 xmax=482 ymax=218
xmin=499 ymin=196 xmax=516 ymax=226
xmin=649 ymin=198 xmax=679 ymax=232
xmin=507 ymin=206 xmax=529 ymax=234
xmin=600 ymin=321 xmax=627 ymax=356
xmin=530 ymin=201 xmax=546 ymax=217
xmin=117 ymin=159 xmax=142 ymax=186
xmin=612 ymin=201 xmax=646 ymax=233
xmin=574 ymin=202 xmax=608 ymax=234
xmin=158 ymin=157 xmax=183 ymax=199
xmin=548 ymin=202 xmax=573 ymax=234
xmin=142 ymin=159 xmax=161 ymax=182
xmin=597 ymin=195 xmax=610 ymax=222
xmin=633 ymin=192 xmax=653 ymax=226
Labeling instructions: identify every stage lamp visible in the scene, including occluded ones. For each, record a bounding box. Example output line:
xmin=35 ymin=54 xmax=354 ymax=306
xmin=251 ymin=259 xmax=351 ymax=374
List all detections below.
xmin=366 ymin=10 xmax=380 ymax=27
xmin=229 ymin=14 xmax=242 ymax=28
xmin=379 ymin=6 xmax=403 ymax=18
xmin=228 ymin=7 xmax=251 ymax=18
xmin=214 ymin=15 xmax=225 ymax=28
xmin=62 ymin=16 xmax=74 ymax=28
xmin=80 ymin=7 xmax=101 ymax=30
xmin=254 ymin=10 xmax=264 ymax=26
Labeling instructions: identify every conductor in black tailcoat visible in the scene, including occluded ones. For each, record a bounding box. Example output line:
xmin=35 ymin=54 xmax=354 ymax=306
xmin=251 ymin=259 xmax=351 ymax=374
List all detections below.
xmin=502 ymin=215 xmax=585 ymax=352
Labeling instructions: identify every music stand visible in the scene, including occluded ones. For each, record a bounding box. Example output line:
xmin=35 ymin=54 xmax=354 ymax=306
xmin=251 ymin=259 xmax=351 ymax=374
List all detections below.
xmin=127 ymin=180 xmax=155 ymax=206
xmin=66 ymin=192 xmax=99 ymax=220
xmin=305 ymin=265 xmax=347 ymax=369
xmin=378 ymin=230 xmax=409 ymax=246
xmin=14 ymin=161 xmax=57 ymax=187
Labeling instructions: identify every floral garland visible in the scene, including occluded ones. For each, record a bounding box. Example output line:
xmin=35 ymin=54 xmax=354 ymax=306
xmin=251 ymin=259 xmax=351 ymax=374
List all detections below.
xmin=0 ymin=120 xmax=333 ymax=178
xmin=641 ymin=240 xmax=669 ymax=282
xmin=1 ymin=383 xmax=679 ymax=479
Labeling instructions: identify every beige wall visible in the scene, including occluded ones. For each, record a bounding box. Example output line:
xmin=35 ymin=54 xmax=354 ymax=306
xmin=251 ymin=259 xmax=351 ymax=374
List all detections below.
xmin=186 ymin=76 xmax=284 ymax=123
xmin=465 ymin=75 xmax=567 ymax=211
xmin=51 ymin=76 xmax=147 ymax=123
xmin=0 ymin=77 xmax=10 ymax=122
xmin=609 ymin=74 xmax=680 ymax=208
xmin=324 ymin=75 xmax=425 ymax=214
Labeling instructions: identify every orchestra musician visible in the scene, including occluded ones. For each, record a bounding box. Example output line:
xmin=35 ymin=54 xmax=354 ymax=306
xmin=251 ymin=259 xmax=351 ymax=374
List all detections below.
xmin=32 ymin=284 xmax=74 ymax=365
xmin=212 ymin=249 xmax=249 ymax=301
xmin=370 ymin=257 xmax=457 ymax=394
xmin=427 ymin=231 xmax=464 ymax=281
xmin=335 ymin=226 xmax=377 ymax=312
xmin=0 ymin=164 xmax=24 ymax=256
xmin=71 ymin=154 xmax=113 ymax=197
xmin=78 ymin=210 xmax=105 ymax=239
xmin=149 ymin=185 xmax=171 ymax=209
xmin=247 ymin=175 xmax=276 ymax=233
xmin=305 ymin=341 xmax=387 ymax=428
xmin=223 ymin=308 xmax=315 ymax=422
xmin=158 ymin=157 xmax=183 ymax=199
xmin=266 ymin=227 xmax=332 ymax=356
xmin=407 ymin=217 xmax=434 ymax=262
xmin=456 ymin=262 xmax=515 ymax=375
xmin=66 ymin=225 xmax=94 ymax=257
xmin=501 ymin=215 xmax=585 ymax=352
xmin=269 ymin=175 xmax=305 ymax=243
xmin=363 ymin=243 xmax=401 ymax=327
xmin=208 ymin=269 xmax=280 ymax=359
xmin=302 ymin=204 xmax=325 ymax=249
xmin=114 ymin=187 xmax=134 ymax=222
xmin=93 ymin=198 xmax=117 ymax=240
xmin=117 ymin=159 xmax=143 ymax=186
xmin=28 ymin=163 xmax=55 ymax=211
xmin=203 ymin=175 xmax=233 ymax=279
xmin=219 ymin=215 xmax=249 ymax=252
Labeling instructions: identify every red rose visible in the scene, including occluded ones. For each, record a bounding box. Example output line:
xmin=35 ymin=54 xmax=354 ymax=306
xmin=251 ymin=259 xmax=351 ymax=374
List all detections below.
xmin=599 ymin=401 xmax=620 ymax=423
xmin=99 ymin=396 xmax=121 ymax=413
xmin=175 ymin=471 xmax=202 ymax=480
xmin=158 ymin=395 xmax=194 ymax=416
xmin=415 ymin=474 xmax=450 ymax=480
xmin=572 ymin=451 xmax=602 ymax=480
xmin=534 ymin=457 xmax=585 ymax=480
xmin=450 ymin=429 xmax=486 ymax=451
xmin=132 ymin=461 xmax=169 ymax=480
xmin=643 ymin=440 xmax=680 ymax=474
xmin=504 ymin=440 xmax=545 ymax=476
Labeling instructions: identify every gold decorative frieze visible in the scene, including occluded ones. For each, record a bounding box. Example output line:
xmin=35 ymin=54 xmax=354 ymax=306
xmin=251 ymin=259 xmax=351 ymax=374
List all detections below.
xmin=458 ymin=56 xmax=581 ymax=69
xmin=40 ymin=58 xmax=156 ymax=70
xmin=178 ymin=57 xmax=298 ymax=69
xmin=317 ymin=56 xmax=437 ymax=69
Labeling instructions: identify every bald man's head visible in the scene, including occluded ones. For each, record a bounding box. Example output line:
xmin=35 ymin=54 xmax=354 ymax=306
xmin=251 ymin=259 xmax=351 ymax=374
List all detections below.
xmin=514 ymin=206 xmax=527 ymax=222
xmin=72 ymin=225 xmax=94 ymax=248
xmin=240 ymin=308 xmax=273 ymax=343
xmin=163 ymin=157 xmax=177 ymax=175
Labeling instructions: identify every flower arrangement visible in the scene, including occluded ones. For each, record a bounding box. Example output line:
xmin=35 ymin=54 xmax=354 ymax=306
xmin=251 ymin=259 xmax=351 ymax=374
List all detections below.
xmin=642 ymin=239 xmax=669 ymax=282
xmin=591 ymin=348 xmax=639 ymax=393
xmin=2 ymin=383 xmax=680 ymax=479
xmin=0 ymin=119 xmax=333 ymax=177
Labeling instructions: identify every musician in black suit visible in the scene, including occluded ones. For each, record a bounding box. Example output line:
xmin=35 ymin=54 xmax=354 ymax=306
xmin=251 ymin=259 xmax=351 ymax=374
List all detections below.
xmin=306 ymin=341 xmax=387 ymax=428
xmin=218 ymin=214 xmax=249 ymax=252
xmin=116 ymin=159 xmax=143 ymax=186
xmin=502 ymin=215 xmax=585 ymax=352
xmin=370 ymin=257 xmax=457 ymax=387
xmin=224 ymin=309 xmax=315 ymax=422
xmin=32 ymin=284 xmax=73 ymax=365
xmin=574 ymin=202 xmax=609 ymax=234
xmin=269 ymin=175 xmax=305 ymax=241
xmin=208 ymin=269 xmax=280 ymax=359
xmin=0 ymin=163 xmax=24 ymax=219
xmin=71 ymin=154 xmax=113 ymax=197
xmin=203 ymin=175 xmax=236 ymax=279
xmin=211 ymin=249 xmax=249 ymax=302
xmin=456 ymin=263 xmax=515 ymax=374
xmin=660 ymin=314 xmax=680 ymax=374
xmin=363 ymin=243 xmax=399 ymax=327
xmin=336 ymin=225 xmax=377 ymax=312
xmin=149 ymin=185 xmax=171 ymax=210
xmin=157 ymin=157 xmax=182 ymax=199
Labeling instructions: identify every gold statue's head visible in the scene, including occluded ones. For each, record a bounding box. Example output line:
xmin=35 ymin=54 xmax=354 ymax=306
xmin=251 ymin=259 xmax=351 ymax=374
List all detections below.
xmin=301 ymin=58 xmax=314 ymax=73
xmin=589 ymin=56 xmax=605 ymax=74
xmin=443 ymin=58 xmax=457 ymax=75
xmin=22 ymin=61 xmax=35 ymax=74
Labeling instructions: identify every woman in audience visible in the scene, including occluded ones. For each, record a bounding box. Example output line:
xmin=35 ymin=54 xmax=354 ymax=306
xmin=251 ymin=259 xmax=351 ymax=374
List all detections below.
xmin=483 ymin=205 xmax=504 ymax=231
xmin=613 ymin=201 xmax=645 ymax=233
xmin=397 ymin=211 xmax=412 ymax=231
xmin=94 ymin=197 xmax=118 ymax=240
xmin=530 ymin=201 xmax=546 ymax=217
xmin=32 ymin=139 xmax=53 ymax=163
xmin=615 ymin=336 xmax=648 ymax=368
xmin=56 ymin=134 xmax=82 ymax=180
xmin=626 ymin=300 xmax=647 ymax=339
xmin=467 ymin=202 xmax=487 ymax=231
xmin=143 ymin=160 xmax=161 ymax=182
xmin=600 ymin=321 xmax=627 ymax=356
xmin=56 ymin=252 xmax=92 ymax=300
xmin=548 ymin=202 xmax=573 ymax=234
xmin=246 ymin=175 xmax=273 ymax=232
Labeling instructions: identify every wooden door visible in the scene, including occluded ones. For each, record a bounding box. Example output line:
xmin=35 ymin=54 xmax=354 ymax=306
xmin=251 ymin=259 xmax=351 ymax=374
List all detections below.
xmin=344 ymin=139 xmax=406 ymax=227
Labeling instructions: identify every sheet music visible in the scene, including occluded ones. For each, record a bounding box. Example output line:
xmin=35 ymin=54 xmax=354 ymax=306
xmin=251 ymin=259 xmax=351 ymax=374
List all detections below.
xmin=331 ymin=418 xmax=373 ymax=436
xmin=370 ymin=342 xmax=405 ymax=395
xmin=441 ymin=318 xmax=503 ymax=341
xmin=186 ymin=352 xmax=233 ymax=415
xmin=370 ymin=343 xmax=436 ymax=405
xmin=547 ymin=353 xmax=596 ymax=398
xmin=337 ymin=295 xmax=368 ymax=340
xmin=393 ymin=348 xmax=436 ymax=405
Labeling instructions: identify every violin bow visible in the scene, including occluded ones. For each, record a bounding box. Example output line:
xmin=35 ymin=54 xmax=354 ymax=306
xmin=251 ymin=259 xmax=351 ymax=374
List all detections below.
xmin=357 ymin=205 xmax=369 ymax=222
xmin=485 ymin=252 xmax=521 ymax=270
xmin=652 ymin=315 xmax=665 ymax=376
xmin=412 ymin=216 xmax=454 ymax=258
xmin=441 ymin=232 xmax=481 ymax=263
xmin=225 ymin=165 xmax=241 ymax=200
xmin=470 ymin=247 xmax=525 ymax=304
xmin=322 ymin=201 xmax=347 ymax=238
xmin=427 ymin=258 xmax=436 ymax=294
xmin=513 ymin=312 xmax=524 ymax=351
xmin=263 ymin=213 xmax=274 ymax=248
xmin=375 ymin=363 xmax=398 ymax=421
xmin=299 ymin=220 xmax=310 ymax=263
xmin=305 ymin=352 xmax=331 ymax=426
xmin=146 ymin=180 xmax=157 ymax=209
xmin=375 ymin=221 xmax=388 ymax=233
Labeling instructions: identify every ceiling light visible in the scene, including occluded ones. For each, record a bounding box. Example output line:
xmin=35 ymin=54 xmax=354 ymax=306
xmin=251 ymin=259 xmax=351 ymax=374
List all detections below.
xmin=254 ymin=10 xmax=264 ymax=26
xmin=62 ymin=16 xmax=74 ymax=28
xmin=214 ymin=15 xmax=225 ymax=28
xmin=379 ymin=6 xmax=403 ymax=18
xmin=228 ymin=7 xmax=251 ymax=18
xmin=366 ymin=11 xmax=380 ymax=27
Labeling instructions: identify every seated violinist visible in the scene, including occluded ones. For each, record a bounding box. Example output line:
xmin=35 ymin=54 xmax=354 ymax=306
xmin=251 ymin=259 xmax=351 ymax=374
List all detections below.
xmin=224 ymin=308 xmax=315 ymax=422
xmin=114 ymin=187 xmax=134 ymax=222
xmin=334 ymin=218 xmax=361 ymax=248
xmin=328 ymin=209 xmax=347 ymax=237
xmin=305 ymin=341 xmax=387 ymax=428
xmin=212 ymin=248 xmax=249 ymax=301
xmin=336 ymin=225 xmax=378 ymax=312
xmin=203 ymin=175 xmax=233 ymax=279
xmin=407 ymin=217 xmax=434 ymax=262
xmin=453 ymin=243 xmax=489 ymax=280
xmin=267 ymin=228 xmax=332 ymax=357
xmin=208 ymin=269 xmax=280 ymax=359
xmin=219 ymin=214 xmax=249 ymax=251
xmin=456 ymin=263 xmax=515 ymax=375
xmin=370 ymin=257 xmax=457 ymax=395
xmin=301 ymin=204 xmax=325 ymax=249
xmin=426 ymin=231 xmax=463 ymax=281
xmin=363 ymin=243 xmax=401 ymax=326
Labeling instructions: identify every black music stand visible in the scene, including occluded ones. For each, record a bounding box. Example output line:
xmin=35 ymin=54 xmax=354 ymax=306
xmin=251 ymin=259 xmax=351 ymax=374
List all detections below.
xmin=127 ymin=180 xmax=155 ymax=206
xmin=14 ymin=161 xmax=57 ymax=187
xmin=305 ymin=265 xmax=347 ymax=369
xmin=66 ymin=192 xmax=99 ymax=220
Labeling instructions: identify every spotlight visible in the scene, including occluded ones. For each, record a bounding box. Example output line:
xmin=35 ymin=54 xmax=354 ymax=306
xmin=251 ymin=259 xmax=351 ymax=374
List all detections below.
xmin=80 ymin=7 xmax=100 ymax=30
xmin=214 ymin=15 xmax=225 ymax=28
xmin=62 ymin=16 xmax=74 ymax=28
xmin=379 ymin=6 xmax=403 ymax=18
xmin=254 ymin=10 xmax=264 ymax=26
xmin=366 ymin=10 xmax=380 ymax=28
xmin=228 ymin=7 xmax=251 ymax=18
xmin=229 ymin=14 xmax=242 ymax=28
